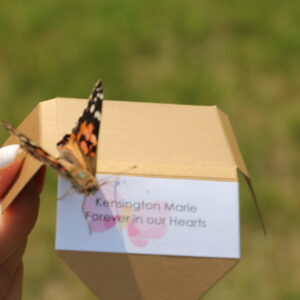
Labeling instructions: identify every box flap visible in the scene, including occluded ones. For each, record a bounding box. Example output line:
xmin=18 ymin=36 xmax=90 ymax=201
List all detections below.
xmin=215 ymin=107 xmax=249 ymax=177
xmin=216 ymin=107 xmax=266 ymax=234
xmin=1 ymin=105 xmax=43 ymax=213
xmin=0 ymin=99 xmax=59 ymax=213
xmin=55 ymin=99 xmax=243 ymax=181
xmin=57 ymin=250 xmax=238 ymax=300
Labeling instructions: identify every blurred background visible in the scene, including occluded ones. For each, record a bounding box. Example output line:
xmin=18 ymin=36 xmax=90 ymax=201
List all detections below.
xmin=0 ymin=1 xmax=299 ymax=299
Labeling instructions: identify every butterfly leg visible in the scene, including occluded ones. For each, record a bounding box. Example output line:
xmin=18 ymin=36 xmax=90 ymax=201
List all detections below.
xmin=58 ymin=187 xmax=75 ymax=200
xmin=98 ymin=164 xmax=138 ymax=186
xmin=99 ymin=176 xmax=120 ymax=187
xmin=81 ymin=196 xmax=93 ymax=235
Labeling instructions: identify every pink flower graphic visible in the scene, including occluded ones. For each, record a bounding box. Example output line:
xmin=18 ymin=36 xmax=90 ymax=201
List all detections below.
xmin=83 ymin=180 xmax=171 ymax=248
xmin=82 ymin=181 xmax=121 ymax=233
xmin=127 ymin=201 xmax=170 ymax=247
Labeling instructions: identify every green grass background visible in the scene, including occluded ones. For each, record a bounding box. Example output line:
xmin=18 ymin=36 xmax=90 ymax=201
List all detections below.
xmin=0 ymin=1 xmax=299 ymax=299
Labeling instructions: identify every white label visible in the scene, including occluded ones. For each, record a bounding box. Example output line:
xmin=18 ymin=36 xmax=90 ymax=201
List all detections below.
xmin=56 ymin=175 xmax=240 ymax=259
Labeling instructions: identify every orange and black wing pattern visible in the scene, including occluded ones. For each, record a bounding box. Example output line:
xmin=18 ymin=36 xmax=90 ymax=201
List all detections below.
xmin=57 ymin=80 xmax=103 ymax=174
xmin=2 ymin=121 xmax=72 ymax=181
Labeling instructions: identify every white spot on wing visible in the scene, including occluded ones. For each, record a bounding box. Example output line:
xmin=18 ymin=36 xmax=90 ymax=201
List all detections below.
xmin=94 ymin=111 xmax=101 ymax=121
xmin=90 ymin=104 xmax=96 ymax=113
xmin=97 ymin=93 xmax=104 ymax=100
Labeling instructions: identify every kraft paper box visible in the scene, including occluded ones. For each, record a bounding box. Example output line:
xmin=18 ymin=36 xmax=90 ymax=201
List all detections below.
xmin=1 ymin=97 xmax=259 ymax=299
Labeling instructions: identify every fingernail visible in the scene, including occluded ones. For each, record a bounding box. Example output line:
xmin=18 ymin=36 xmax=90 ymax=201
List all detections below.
xmin=0 ymin=144 xmax=25 ymax=199
xmin=0 ymin=144 xmax=25 ymax=168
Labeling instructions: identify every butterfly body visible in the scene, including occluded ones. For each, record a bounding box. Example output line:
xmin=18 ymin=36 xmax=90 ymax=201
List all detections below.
xmin=57 ymin=143 xmax=99 ymax=195
xmin=57 ymin=160 xmax=99 ymax=195
xmin=2 ymin=80 xmax=103 ymax=196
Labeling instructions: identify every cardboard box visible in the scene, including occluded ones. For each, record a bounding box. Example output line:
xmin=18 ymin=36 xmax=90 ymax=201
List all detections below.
xmin=1 ymin=97 xmax=261 ymax=299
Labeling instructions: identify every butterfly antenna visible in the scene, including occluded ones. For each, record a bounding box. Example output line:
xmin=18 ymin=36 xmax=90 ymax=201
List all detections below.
xmin=99 ymin=164 xmax=138 ymax=186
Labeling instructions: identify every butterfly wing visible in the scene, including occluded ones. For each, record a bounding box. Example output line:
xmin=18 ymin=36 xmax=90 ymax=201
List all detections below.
xmin=57 ymin=80 xmax=103 ymax=175
xmin=2 ymin=121 xmax=73 ymax=181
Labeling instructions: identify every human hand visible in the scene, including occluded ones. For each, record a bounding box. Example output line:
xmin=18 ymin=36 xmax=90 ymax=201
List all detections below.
xmin=0 ymin=145 xmax=45 ymax=299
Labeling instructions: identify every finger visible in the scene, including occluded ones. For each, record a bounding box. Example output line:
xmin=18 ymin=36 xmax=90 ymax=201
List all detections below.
xmin=0 ymin=177 xmax=40 ymax=263
xmin=34 ymin=166 xmax=46 ymax=195
xmin=4 ymin=262 xmax=23 ymax=300
xmin=0 ymin=242 xmax=25 ymax=299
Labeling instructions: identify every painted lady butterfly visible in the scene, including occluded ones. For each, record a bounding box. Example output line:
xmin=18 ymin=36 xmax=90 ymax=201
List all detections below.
xmin=2 ymin=80 xmax=103 ymax=196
